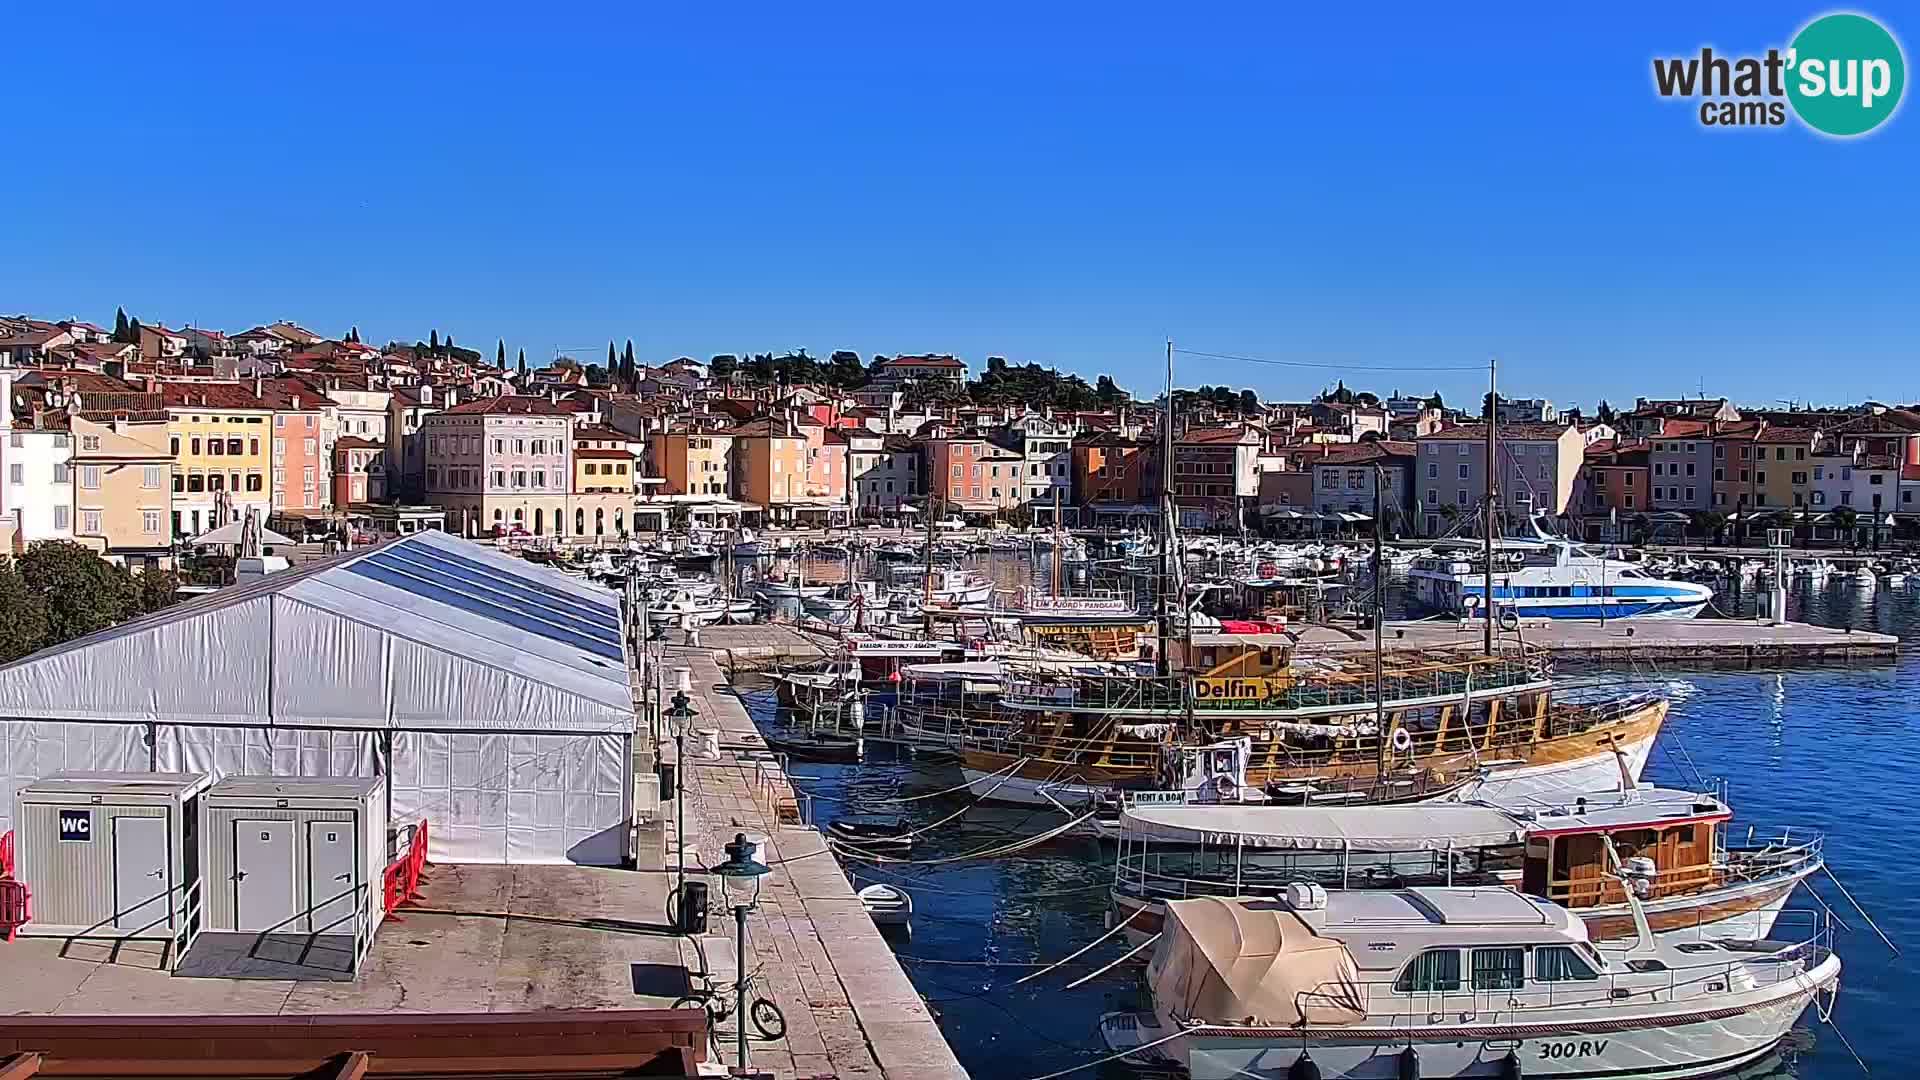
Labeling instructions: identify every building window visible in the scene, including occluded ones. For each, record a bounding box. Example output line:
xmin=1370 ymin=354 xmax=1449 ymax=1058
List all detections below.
xmin=52 ymin=462 xmax=71 ymax=484
xmin=229 ymin=438 xmax=244 ymax=455
xmin=143 ymin=465 xmax=164 ymax=488
xmin=144 ymin=510 xmax=162 ymax=534
xmin=54 ymin=506 xmax=71 ymax=531
xmin=247 ymin=473 xmax=263 ymax=493
xmin=80 ymin=510 xmax=101 ymax=534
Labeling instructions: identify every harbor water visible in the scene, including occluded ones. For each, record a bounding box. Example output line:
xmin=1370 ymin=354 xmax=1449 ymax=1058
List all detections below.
xmin=743 ymin=551 xmax=1919 ymax=1077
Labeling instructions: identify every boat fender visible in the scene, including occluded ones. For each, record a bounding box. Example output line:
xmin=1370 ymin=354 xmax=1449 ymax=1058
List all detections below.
xmin=1500 ymin=1050 xmax=1522 ymax=1080
xmin=1398 ymin=1047 xmax=1419 ymax=1080
xmin=1288 ymin=1051 xmax=1322 ymax=1080
xmin=1631 ymin=876 xmax=1653 ymax=900
xmin=1391 ymin=728 xmax=1413 ymax=754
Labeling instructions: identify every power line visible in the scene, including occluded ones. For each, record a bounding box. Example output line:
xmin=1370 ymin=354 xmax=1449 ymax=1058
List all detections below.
xmin=1172 ymin=347 xmax=1486 ymax=373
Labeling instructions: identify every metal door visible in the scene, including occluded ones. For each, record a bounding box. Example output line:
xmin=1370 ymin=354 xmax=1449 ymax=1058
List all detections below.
xmin=234 ymin=820 xmax=296 ymax=932
xmin=112 ymin=816 xmax=169 ymax=931
xmin=306 ymin=821 xmax=357 ymax=932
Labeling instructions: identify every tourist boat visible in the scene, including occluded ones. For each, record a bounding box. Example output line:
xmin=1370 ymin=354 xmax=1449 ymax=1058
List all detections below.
xmin=1100 ymin=887 xmax=1840 ymax=1080
xmin=956 ymin=632 xmax=1667 ymax=808
xmin=856 ymin=883 xmax=913 ymax=927
xmin=1105 ymin=787 xmax=1823 ymax=946
xmin=731 ymin=527 xmax=763 ymax=558
xmin=920 ymin=568 xmax=995 ymax=606
xmin=994 ymin=586 xmax=1136 ymax=625
xmin=1407 ymin=533 xmax=1712 ymax=620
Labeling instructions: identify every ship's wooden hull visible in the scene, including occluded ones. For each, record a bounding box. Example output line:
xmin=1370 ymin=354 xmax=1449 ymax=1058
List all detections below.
xmin=958 ymin=697 xmax=1667 ymax=805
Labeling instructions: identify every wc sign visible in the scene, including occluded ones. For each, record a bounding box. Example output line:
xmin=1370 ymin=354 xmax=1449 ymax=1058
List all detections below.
xmin=58 ymin=808 xmax=92 ymax=842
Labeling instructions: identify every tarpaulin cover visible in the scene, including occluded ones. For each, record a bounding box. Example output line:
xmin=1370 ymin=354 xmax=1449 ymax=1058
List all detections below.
xmin=1122 ymin=802 xmax=1524 ymax=851
xmin=1148 ymin=897 xmax=1366 ymax=1028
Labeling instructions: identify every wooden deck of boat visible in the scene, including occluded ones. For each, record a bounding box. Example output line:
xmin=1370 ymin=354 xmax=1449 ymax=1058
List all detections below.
xmin=645 ymin=636 xmax=969 ymax=1080
xmin=1295 ymin=618 xmax=1899 ymax=666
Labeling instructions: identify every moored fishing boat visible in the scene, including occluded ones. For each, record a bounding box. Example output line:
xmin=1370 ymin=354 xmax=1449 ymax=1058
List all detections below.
xmin=1104 ymin=787 xmax=1823 ymax=946
xmin=1100 ymin=888 xmax=1841 ymax=1079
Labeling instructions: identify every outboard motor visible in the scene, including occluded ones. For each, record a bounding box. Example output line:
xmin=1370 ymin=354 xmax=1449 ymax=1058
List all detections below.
xmin=1398 ymin=1047 xmax=1420 ymax=1080
xmin=1288 ymin=1051 xmax=1322 ymax=1080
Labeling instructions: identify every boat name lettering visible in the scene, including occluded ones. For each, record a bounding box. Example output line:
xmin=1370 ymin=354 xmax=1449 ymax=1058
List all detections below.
xmin=1192 ymin=676 xmax=1287 ymax=702
xmin=1364 ymin=941 xmax=1395 ymax=952
xmin=1538 ymin=1040 xmax=1607 ymax=1060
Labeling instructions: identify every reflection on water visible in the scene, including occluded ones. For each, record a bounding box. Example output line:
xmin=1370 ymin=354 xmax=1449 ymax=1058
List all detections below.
xmin=738 ymin=553 xmax=1920 ymax=1076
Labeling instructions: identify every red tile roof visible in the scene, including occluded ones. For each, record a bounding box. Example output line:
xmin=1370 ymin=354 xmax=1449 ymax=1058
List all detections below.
xmin=439 ymin=395 xmax=573 ymax=417
xmin=333 ymin=436 xmax=383 ymax=451
xmin=573 ymin=447 xmax=632 ymax=460
xmin=1421 ymin=423 xmax=1572 ymax=441
xmin=880 ymin=354 xmax=964 ymax=369
xmin=158 ymin=382 xmax=272 ymax=410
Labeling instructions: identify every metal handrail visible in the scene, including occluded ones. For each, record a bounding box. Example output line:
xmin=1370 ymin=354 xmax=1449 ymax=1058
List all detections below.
xmin=1001 ymin=656 xmax=1547 ymax=713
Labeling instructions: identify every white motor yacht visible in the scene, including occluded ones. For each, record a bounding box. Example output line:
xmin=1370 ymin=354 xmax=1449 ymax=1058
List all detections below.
xmin=645 ymin=588 xmax=727 ymax=626
xmin=1102 ymin=886 xmax=1840 ymax=1079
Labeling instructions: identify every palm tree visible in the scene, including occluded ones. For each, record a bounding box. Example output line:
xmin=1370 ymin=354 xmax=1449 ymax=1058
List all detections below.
xmin=1831 ymin=505 xmax=1858 ymax=550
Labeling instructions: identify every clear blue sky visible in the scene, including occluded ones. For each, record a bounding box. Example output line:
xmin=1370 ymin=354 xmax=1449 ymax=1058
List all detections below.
xmin=5 ymin=3 xmax=1915 ymax=410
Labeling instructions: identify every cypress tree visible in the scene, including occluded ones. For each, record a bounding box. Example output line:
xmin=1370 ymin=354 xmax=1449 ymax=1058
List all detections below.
xmin=429 ymin=329 xmax=439 ymax=352
xmin=623 ymin=340 xmax=636 ymax=390
xmin=517 ymin=348 xmax=527 ymax=378
xmin=497 ymin=339 xmax=507 ymax=366
xmin=113 ymin=307 xmax=129 ymax=342
xmin=608 ymin=342 xmax=617 ymax=372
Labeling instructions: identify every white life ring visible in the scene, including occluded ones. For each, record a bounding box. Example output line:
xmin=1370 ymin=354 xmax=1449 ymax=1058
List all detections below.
xmin=1391 ymin=728 xmax=1413 ymax=754
xmin=1213 ymin=775 xmax=1238 ymax=800
xmin=1498 ymin=607 xmax=1521 ymax=631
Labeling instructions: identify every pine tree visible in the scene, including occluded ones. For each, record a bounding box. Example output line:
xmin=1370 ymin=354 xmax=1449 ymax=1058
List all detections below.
xmin=497 ymin=339 xmax=507 ymax=366
xmin=113 ymin=307 xmax=130 ymax=342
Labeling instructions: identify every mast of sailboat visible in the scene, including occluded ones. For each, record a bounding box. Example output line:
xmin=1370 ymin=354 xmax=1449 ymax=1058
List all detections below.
xmin=1484 ymin=355 xmax=1497 ymax=655
xmin=1156 ymin=340 xmax=1175 ymax=678
xmin=922 ymin=490 xmax=938 ymax=638
xmin=1372 ymin=463 xmax=1387 ymax=778
xmin=1051 ymin=486 xmax=1063 ymax=598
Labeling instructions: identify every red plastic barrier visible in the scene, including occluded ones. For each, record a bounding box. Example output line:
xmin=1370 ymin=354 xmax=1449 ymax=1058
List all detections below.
xmin=0 ymin=879 xmax=27 ymax=943
xmin=382 ymin=820 xmax=432 ymax=917
xmin=0 ymin=829 xmax=13 ymax=878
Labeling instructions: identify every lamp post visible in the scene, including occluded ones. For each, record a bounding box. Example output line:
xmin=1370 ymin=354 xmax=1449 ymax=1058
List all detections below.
xmin=709 ymin=831 xmax=771 ymax=1075
xmin=669 ymin=667 xmax=697 ymax=917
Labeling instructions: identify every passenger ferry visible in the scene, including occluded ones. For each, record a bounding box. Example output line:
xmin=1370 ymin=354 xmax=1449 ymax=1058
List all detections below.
xmin=1408 ymin=535 xmax=1712 ymax=621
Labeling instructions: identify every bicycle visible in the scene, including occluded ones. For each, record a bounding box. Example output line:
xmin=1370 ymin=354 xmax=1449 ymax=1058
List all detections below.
xmin=674 ymin=966 xmax=787 ymax=1041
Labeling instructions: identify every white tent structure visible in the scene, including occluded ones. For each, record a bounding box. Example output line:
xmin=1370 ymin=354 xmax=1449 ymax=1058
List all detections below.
xmin=0 ymin=530 xmax=635 ymax=866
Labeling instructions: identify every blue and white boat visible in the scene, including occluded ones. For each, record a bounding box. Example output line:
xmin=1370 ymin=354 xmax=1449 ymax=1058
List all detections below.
xmin=1408 ymin=535 xmax=1711 ymax=620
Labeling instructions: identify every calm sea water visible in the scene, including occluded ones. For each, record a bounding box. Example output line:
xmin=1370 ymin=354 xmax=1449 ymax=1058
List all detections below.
xmin=744 ymin=554 xmax=1920 ymax=1078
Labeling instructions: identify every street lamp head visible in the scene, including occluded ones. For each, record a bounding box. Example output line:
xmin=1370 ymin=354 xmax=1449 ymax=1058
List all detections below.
xmin=710 ymin=831 xmax=771 ymax=908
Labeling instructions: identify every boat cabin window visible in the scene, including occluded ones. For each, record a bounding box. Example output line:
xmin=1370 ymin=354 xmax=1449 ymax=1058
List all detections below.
xmin=1393 ymin=949 xmax=1461 ymax=992
xmin=1533 ymin=945 xmax=1600 ymax=982
xmin=1471 ymin=947 xmax=1525 ymax=991
xmin=1625 ymin=958 xmax=1668 ymax=973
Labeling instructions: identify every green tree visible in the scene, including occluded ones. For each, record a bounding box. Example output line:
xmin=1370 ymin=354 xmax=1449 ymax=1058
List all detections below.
xmin=497 ymin=339 xmax=507 ymax=366
xmin=17 ymin=541 xmax=136 ymax=645
xmin=0 ymin=558 xmax=48 ymax=661
xmin=348 ymin=326 xmax=360 ymax=343
xmin=113 ymin=307 xmax=131 ymax=342
xmin=608 ymin=341 xmax=617 ymax=372
xmin=1095 ymin=374 xmax=1128 ymax=405
xmin=429 ymin=329 xmax=439 ymax=352
xmin=517 ymin=348 xmax=527 ymax=378
xmin=710 ymin=354 xmax=738 ymax=382
xmin=826 ymin=350 xmax=866 ymax=388
xmin=133 ymin=568 xmax=181 ymax=614
xmin=1239 ymin=389 xmax=1260 ymax=414
xmin=128 ymin=317 xmax=143 ymax=345
xmin=1425 ymin=391 xmax=1444 ymax=410
xmin=1832 ymin=505 xmax=1859 ymax=548
xmin=623 ymin=340 xmax=637 ymax=389
xmin=1596 ymin=400 xmax=1618 ymax=425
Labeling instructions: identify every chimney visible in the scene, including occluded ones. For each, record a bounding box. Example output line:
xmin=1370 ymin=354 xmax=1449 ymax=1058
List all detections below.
xmin=419 ymin=384 xmax=432 ymax=405
xmin=253 ymin=376 xmax=262 ymax=397
xmin=446 ymin=386 xmax=458 ymax=408
xmin=292 ymin=394 xmax=302 ymax=411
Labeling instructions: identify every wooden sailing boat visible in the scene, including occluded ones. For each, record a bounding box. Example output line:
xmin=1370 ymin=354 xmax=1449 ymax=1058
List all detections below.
xmin=953 ymin=351 xmax=1667 ymax=807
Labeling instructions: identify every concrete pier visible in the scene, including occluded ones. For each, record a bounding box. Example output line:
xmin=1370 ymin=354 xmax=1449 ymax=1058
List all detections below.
xmin=648 ymin=637 xmax=968 ymax=1080
xmin=1296 ymin=617 xmax=1900 ymax=665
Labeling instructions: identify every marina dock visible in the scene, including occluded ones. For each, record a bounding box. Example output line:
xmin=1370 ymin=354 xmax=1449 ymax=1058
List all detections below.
xmin=648 ymin=637 xmax=968 ymax=1080
xmin=1305 ymin=617 xmax=1900 ymax=665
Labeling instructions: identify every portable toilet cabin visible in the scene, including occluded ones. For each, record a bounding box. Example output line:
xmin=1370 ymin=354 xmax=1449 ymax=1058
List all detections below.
xmin=200 ymin=776 xmax=389 ymax=948
xmin=13 ymin=772 xmax=212 ymax=946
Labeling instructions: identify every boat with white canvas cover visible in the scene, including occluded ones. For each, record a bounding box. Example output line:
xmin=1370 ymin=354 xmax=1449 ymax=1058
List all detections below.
xmin=1101 ymin=886 xmax=1841 ymax=1079
xmin=1105 ymin=786 xmax=1822 ymax=946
